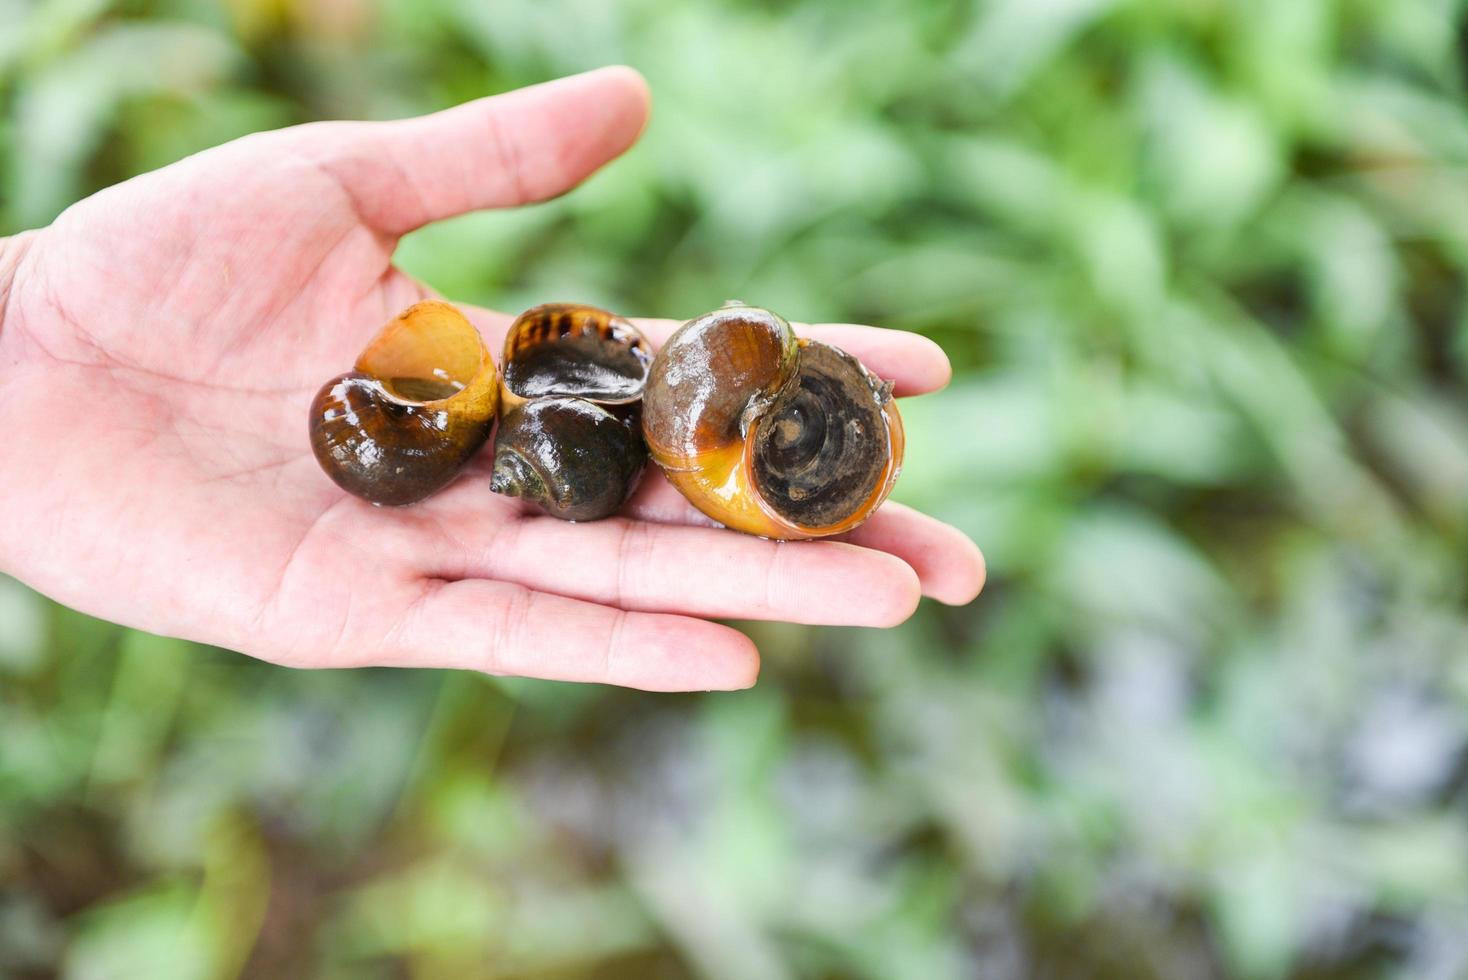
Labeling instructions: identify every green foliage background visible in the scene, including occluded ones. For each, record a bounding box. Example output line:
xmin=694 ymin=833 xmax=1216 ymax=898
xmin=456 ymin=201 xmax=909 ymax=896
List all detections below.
xmin=4 ymin=0 xmax=1468 ymax=976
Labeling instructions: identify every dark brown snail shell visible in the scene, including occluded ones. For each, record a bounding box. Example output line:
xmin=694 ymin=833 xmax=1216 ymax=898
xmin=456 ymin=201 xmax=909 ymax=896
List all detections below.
xmin=491 ymin=304 xmax=653 ymax=520
xmin=641 ymin=302 xmax=903 ymax=539
xmin=491 ymin=398 xmax=646 ymax=521
xmin=309 ymin=301 xmax=498 ymax=506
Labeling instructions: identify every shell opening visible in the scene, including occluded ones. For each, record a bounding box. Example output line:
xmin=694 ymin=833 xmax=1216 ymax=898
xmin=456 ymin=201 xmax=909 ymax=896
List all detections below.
xmin=750 ymin=342 xmax=894 ymax=532
xmin=502 ymin=304 xmax=651 ymax=403
xmin=356 ymin=301 xmax=488 ymax=403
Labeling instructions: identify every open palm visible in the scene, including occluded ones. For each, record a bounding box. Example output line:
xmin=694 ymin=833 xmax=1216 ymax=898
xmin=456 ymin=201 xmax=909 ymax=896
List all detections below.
xmin=0 ymin=68 xmax=982 ymax=690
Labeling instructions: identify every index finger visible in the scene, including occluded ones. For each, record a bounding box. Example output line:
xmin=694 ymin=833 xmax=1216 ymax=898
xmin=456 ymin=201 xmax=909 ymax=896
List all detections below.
xmin=456 ymin=304 xmax=952 ymax=398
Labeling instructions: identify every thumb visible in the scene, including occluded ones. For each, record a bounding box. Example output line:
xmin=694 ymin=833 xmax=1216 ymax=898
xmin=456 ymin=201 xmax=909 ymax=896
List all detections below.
xmin=296 ymin=65 xmax=650 ymax=236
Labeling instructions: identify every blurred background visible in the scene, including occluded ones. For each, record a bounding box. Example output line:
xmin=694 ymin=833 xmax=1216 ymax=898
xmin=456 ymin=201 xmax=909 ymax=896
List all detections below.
xmin=4 ymin=0 xmax=1468 ymax=976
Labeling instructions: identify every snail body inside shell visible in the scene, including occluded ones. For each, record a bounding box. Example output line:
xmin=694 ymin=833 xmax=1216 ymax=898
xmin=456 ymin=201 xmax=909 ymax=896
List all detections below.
xmin=641 ymin=304 xmax=903 ymax=539
xmin=309 ymin=301 xmax=498 ymax=506
xmin=491 ymin=304 xmax=653 ymax=521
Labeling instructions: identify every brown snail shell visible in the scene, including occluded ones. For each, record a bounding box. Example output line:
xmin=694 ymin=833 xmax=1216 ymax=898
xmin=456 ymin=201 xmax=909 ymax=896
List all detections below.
xmin=491 ymin=398 xmax=646 ymax=521
xmin=641 ymin=303 xmax=904 ymax=539
xmin=309 ymin=301 xmax=498 ymax=506
xmin=491 ymin=303 xmax=653 ymax=520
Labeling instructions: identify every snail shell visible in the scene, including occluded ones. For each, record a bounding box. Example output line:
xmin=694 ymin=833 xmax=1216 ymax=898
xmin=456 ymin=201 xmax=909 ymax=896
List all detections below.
xmin=491 ymin=304 xmax=653 ymax=520
xmin=641 ymin=303 xmax=904 ymax=539
xmin=491 ymin=398 xmax=646 ymax=522
xmin=309 ymin=301 xmax=498 ymax=506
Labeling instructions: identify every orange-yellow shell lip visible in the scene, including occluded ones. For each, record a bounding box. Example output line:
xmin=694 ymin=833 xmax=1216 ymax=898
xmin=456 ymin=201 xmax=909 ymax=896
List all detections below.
xmin=354 ymin=300 xmax=498 ymax=414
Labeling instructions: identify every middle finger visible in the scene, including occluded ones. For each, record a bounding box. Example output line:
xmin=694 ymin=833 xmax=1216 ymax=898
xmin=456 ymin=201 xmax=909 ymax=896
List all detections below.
xmin=415 ymin=484 xmax=922 ymax=628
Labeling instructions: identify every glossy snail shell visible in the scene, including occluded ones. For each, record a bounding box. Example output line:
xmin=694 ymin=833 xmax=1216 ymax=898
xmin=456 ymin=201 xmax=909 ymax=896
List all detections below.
xmin=491 ymin=303 xmax=653 ymax=521
xmin=309 ymin=301 xmax=498 ymax=506
xmin=641 ymin=303 xmax=904 ymax=539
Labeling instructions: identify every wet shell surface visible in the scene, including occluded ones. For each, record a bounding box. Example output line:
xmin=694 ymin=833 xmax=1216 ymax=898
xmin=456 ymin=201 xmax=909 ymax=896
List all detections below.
xmin=640 ymin=303 xmax=903 ymax=539
xmin=490 ymin=304 xmax=652 ymax=521
xmin=309 ymin=301 xmax=498 ymax=506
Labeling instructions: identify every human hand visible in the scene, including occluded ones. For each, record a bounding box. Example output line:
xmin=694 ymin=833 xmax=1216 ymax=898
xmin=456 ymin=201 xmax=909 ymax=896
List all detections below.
xmin=0 ymin=67 xmax=983 ymax=691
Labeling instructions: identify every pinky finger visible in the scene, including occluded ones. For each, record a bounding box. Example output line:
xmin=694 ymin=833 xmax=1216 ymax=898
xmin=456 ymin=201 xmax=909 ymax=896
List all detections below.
xmin=387 ymin=579 xmax=760 ymax=691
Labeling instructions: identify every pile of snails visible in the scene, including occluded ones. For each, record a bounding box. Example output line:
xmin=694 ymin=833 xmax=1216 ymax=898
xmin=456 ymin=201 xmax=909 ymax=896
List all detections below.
xmin=308 ymin=300 xmax=904 ymax=539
